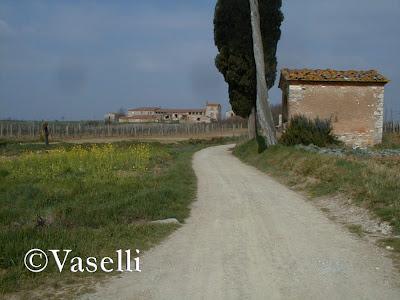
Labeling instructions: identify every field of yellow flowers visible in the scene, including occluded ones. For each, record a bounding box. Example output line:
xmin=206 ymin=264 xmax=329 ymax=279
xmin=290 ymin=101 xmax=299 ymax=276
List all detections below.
xmin=0 ymin=140 xmax=208 ymax=296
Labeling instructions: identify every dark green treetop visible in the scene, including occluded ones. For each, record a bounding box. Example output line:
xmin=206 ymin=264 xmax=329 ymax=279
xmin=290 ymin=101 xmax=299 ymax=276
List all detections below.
xmin=214 ymin=0 xmax=283 ymax=117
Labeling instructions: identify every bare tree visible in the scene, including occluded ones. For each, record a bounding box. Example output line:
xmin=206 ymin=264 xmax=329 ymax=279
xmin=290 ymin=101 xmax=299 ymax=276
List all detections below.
xmin=249 ymin=0 xmax=277 ymax=146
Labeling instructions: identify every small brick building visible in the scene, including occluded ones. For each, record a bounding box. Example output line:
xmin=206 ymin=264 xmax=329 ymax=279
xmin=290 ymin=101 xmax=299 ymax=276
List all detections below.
xmin=279 ymin=69 xmax=389 ymax=147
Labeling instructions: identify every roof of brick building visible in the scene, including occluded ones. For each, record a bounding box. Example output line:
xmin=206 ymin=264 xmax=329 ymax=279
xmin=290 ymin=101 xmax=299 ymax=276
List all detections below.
xmin=128 ymin=107 xmax=161 ymax=112
xmin=158 ymin=108 xmax=205 ymax=113
xmin=280 ymin=69 xmax=389 ymax=84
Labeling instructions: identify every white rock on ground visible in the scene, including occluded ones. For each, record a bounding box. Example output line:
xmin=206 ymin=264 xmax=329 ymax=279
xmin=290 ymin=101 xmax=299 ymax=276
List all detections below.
xmin=150 ymin=218 xmax=181 ymax=225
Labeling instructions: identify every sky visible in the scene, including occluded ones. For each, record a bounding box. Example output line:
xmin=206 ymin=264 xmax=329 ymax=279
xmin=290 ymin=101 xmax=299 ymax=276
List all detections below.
xmin=0 ymin=0 xmax=399 ymax=121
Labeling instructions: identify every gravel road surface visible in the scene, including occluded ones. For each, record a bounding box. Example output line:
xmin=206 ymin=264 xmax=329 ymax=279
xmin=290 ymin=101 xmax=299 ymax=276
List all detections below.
xmin=82 ymin=144 xmax=400 ymax=300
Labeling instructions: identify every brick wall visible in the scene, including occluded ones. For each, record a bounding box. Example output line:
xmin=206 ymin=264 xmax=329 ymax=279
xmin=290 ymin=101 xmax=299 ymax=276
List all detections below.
xmin=284 ymin=83 xmax=385 ymax=147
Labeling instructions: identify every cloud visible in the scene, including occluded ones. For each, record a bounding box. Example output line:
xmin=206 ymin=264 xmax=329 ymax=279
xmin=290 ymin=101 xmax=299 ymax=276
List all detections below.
xmin=127 ymin=10 xmax=209 ymax=30
xmin=268 ymin=0 xmax=400 ymax=117
xmin=0 ymin=0 xmax=398 ymax=120
xmin=0 ymin=19 xmax=12 ymax=36
xmin=55 ymin=60 xmax=88 ymax=95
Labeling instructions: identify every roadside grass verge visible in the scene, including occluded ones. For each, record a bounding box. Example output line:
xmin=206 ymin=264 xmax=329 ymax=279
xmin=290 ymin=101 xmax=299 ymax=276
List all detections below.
xmin=377 ymin=238 xmax=400 ymax=254
xmin=346 ymin=224 xmax=365 ymax=238
xmin=234 ymin=140 xmax=400 ymax=234
xmin=377 ymin=133 xmax=400 ymax=149
xmin=0 ymin=138 xmax=233 ymax=296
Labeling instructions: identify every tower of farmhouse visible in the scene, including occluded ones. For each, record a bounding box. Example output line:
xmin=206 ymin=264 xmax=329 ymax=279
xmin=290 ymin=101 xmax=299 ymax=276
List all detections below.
xmin=205 ymin=103 xmax=222 ymax=122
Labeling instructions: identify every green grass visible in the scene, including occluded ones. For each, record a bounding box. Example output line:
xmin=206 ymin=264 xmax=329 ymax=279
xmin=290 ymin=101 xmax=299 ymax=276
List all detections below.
xmin=346 ymin=224 xmax=365 ymax=238
xmin=377 ymin=133 xmax=400 ymax=149
xmin=377 ymin=238 xmax=400 ymax=253
xmin=0 ymin=138 xmax=234 ymax=295
xmin=0 ymin=140 xmax=68 ymax=156
xmin=234 ymin=139 xmax=400 ymax=234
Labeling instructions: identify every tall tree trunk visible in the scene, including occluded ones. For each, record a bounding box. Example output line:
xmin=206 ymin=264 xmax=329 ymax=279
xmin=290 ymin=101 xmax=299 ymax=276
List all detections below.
xmin=249 ymin=0 xmax=277 ymax=146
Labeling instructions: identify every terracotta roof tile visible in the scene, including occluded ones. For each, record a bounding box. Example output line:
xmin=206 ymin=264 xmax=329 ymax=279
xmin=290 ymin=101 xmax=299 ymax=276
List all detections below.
xmin=280 ymin=69 xmax=389 ymax=84
xmin=128 ymin=107 xmax=161 ymax=112
xmin=159 ymin=109 xmax=205 ymax=113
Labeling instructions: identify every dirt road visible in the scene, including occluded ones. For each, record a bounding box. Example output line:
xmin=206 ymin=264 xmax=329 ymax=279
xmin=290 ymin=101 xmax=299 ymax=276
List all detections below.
xmin=83 ymin=145 xmax=400 ymax=299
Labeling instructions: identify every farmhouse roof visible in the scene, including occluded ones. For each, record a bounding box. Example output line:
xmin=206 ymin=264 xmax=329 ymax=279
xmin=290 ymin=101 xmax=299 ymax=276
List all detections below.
xmin=128 ymin=107 xmax=161 ymax=112
xmin=279 ymin=69 xmax=389 ymax=86
xmin=158 ymin=108 xmax=205 ymax=113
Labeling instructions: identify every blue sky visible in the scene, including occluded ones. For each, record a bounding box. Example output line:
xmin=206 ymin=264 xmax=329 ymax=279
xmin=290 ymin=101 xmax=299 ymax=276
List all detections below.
xmin=0 ymin=0 xmax=399 ymax=120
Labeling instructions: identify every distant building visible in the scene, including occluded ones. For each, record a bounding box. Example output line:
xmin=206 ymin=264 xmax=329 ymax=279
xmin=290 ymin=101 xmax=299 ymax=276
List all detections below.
xmin=205 ymin=103 xmax=222 ymax=122
xmin=119 ymin=115 xmax=160 ymax=123
xmin=104 ymin=112 xmax=123 ymax=123
xmin=127 ymin=107 xmax=161 ymax=116
xmin=119 ymin=103 xmax=221 ymax=124
xmin=119 ymin=107 xmax=160 ymax=123
xmin=279 ymin=69 xmax=389 ymax=147
xmin=225 ymin=110 xmax=236 ymax=119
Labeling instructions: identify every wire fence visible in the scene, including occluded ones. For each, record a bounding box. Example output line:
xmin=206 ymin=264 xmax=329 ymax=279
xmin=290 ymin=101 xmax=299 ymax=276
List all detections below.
xmin=384 ymin=121 xmax=400 ymax=133
xmin=0 ymin=121 xmax=248 ymax=140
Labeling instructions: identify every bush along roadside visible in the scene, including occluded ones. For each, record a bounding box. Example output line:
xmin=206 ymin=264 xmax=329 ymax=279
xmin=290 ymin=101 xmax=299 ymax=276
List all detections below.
xmin=280 ymin=115 xmax=340 ymax=147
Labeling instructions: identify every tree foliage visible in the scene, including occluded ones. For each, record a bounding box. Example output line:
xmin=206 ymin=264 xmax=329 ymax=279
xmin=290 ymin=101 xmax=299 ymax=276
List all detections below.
xmin=214 ymin=0 xmax=283 ymax=118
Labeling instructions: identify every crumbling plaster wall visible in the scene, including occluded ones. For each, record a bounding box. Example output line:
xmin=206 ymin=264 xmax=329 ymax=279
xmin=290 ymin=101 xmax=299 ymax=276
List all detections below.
xmin=286 ymin=83 xmax=384 ymax=147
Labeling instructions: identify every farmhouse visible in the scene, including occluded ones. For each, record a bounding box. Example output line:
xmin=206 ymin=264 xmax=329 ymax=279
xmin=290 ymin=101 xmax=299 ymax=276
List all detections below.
xmin=119 ymin=103 xmax=221 ymax=124
xmin=225 ymin=110 xmax=236 ymax=119
xmin=119 ymin=107 xmax=161 ymax=123
xmin=279 ymin=69 xmax=389 ymax=147
xmin=104 ymin=112 xmax=123 ymax=123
